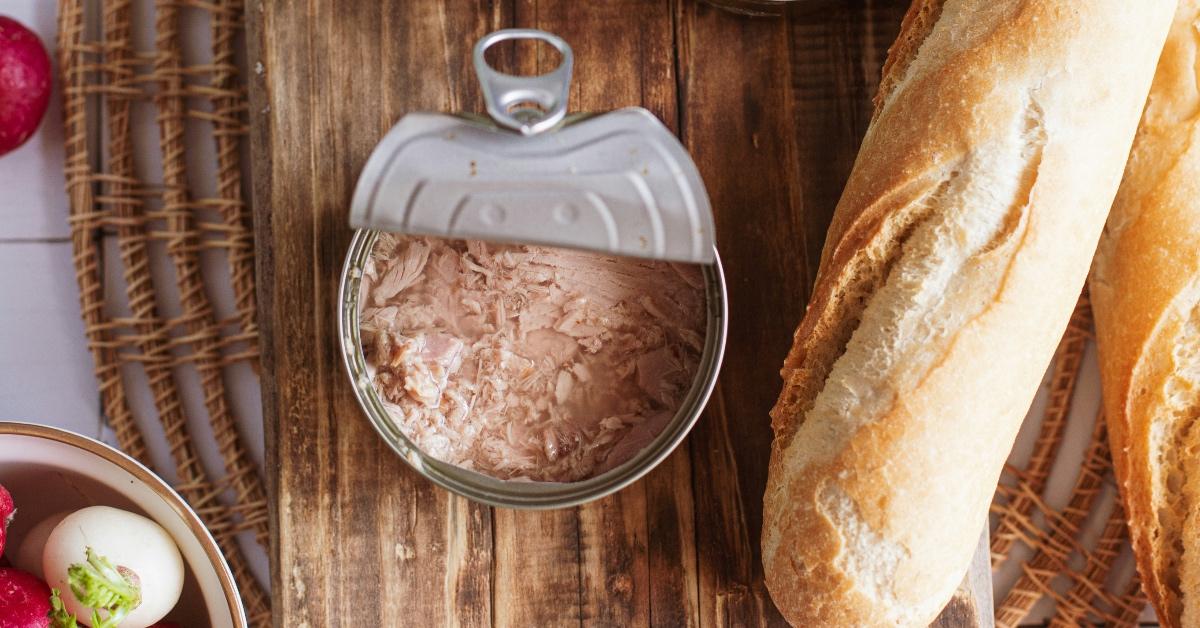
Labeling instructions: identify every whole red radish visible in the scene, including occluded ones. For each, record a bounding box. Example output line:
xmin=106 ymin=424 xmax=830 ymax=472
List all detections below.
xmin=0 ymin=568 xmax=50 ymax=627
xmin=0 ymin=483 xmax=13 ymax=556
xmin=0 ymin=15 xmax=51 ymax=156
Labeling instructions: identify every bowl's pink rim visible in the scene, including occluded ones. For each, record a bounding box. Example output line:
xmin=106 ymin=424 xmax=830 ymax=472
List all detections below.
xmin=0 ymin=421 xmax=249 ymax=628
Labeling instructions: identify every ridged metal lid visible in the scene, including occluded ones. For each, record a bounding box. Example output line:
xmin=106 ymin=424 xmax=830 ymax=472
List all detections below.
xmin=349 ymin=29 xmax=715 ymax=264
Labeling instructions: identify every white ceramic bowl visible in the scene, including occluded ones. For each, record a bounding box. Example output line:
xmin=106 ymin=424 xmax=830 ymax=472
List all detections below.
xmin=0 ymin=422 xmax=247 ymax=627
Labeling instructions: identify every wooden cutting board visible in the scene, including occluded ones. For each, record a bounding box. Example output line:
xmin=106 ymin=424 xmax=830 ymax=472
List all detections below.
xmin=247 ymin=1 xmax=991 ymax=625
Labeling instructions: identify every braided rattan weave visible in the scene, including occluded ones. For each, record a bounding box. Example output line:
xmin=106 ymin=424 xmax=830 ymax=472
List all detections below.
xmin=991 ymin=294 xmax=1151 ymax=626
xmin=57 ymin=0 xmax=269 ymax=624
xmin=53 ymin=2 xmax=1151 ymax=627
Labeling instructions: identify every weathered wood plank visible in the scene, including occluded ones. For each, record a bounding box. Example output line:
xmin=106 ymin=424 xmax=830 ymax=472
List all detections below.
xmin=251 ymin=1 xmax=498 ymax=625
xmin=678 ymin=4 xmax=804 ymax=625
xmin=787 ymin=1 xmax=908 ymax=270
xmin=929 ymin=528 xmax=994 ymax=628
xmin=535 ymin=3 xmax=674 ymax=626
xmin=369 ymin=1 xmax=502 ymax=616
xmin=491 ymin=3 xmax=680 ymax=627
xmin=483 ymin=3 xmax=587 ymax=626
xmin=492 ymin=508 xmax=582 ymax=627
xmin=645 ymin=448 xmax=701 ymax=628
xmin=677 ymin=2 xmax=982 ymax=627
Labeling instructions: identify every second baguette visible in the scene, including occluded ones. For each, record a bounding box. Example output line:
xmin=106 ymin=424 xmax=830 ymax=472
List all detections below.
xmin=1091 ymin=2 xmax=1200 ymax=626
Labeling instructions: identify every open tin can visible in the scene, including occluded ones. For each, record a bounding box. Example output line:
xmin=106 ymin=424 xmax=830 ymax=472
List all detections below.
xmin=338 ymin=29 xmax=728 ymax=509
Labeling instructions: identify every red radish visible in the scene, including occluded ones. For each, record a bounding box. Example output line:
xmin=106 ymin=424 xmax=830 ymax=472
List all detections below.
xmin=0 ymin=483 xmax=13 ymax=556
xmin=0 ymin=15 xmax=52 ymax=156
xmin=0 ymin=568 xmax=51 ymax=627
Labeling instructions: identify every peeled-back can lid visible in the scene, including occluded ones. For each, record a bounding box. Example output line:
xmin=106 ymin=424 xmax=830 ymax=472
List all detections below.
xmin=349 ymin=29 xmax=716 ymax=265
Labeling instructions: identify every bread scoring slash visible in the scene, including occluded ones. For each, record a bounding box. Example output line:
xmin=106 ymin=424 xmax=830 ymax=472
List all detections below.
xmin=762 ymin=1 xmax=1175 ymax=626
xmin=1090 ymin=2 xmax=1200 ymax=626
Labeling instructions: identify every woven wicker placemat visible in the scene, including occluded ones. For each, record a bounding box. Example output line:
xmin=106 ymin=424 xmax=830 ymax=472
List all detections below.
xmin=991 ymin=293 xmax=1150 ymax=627
xmin=57 ymin=0 xmax=269 ymax=625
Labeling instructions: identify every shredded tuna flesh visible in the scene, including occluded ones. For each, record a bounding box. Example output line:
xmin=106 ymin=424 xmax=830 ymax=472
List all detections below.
xmin=359 ymin=234 xmax=707 ymax=482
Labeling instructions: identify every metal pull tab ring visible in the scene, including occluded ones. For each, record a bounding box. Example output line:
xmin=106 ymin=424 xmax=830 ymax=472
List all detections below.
xmin=473 ymin=29 xmax=573 ymax=136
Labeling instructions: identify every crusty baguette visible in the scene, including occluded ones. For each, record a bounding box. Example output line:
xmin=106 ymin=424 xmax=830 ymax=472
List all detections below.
xmin=761 ymin=1 xmax=1175 ymax=626
xmin=1090 ymin=3 xmax=1200 ymax=626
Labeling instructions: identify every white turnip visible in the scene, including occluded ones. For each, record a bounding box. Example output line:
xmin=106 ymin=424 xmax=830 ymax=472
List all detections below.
xmin=43 ymin=506 xmax=183 ymax=628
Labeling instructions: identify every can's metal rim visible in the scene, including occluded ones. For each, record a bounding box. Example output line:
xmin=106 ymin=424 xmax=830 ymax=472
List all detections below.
xmin=338 ymin=229 xmax=728 ymax=509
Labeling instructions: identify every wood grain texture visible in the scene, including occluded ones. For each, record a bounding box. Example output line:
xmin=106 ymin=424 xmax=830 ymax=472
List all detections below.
xmin=930 ymin=529 xmax=994 ymax=628
xmin=249 ymin=0 xmax=986 ymax=625
xmin=678 ymin=2 xmax=907 ymax=625
xmin=250 ymin=2 xmax=500 ymax=625
xmin=936 ymin=590 xmax=983 ymax=628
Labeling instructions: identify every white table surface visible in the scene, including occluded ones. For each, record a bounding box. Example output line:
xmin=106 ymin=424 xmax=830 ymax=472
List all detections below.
xmin=0 ymin=0 xmax=1155 ymax=623
xmin=0 ymin=0 xmax=270 ymax=591
xmin=1 ymin=0 xmax=103 ymax=438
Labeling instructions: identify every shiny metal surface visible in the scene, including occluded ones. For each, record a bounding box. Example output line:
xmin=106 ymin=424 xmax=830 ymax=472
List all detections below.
xmin=472 ymin=29 xmax=573 ymax=136
xmin=338 ymin=230 xmax=728 ymax=509
xmin=347 ymin=109 xmax=717 ymax=265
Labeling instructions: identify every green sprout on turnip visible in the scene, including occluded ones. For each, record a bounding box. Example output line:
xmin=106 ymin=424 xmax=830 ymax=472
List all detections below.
xmin=48 ymin=547 xmax=141 ymax=628
xmin=48 ymin=589 xmax=78 ymax=628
